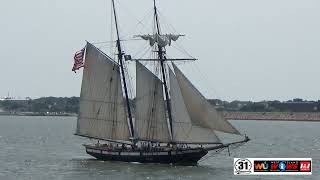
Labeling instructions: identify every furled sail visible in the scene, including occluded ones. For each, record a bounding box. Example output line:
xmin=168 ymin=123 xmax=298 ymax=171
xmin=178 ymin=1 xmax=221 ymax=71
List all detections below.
xmin=76 ymin=42 xmax=130 ymax=141
xmin=169 ymin=68 xmax=221 ymax=144
xmin=134 ymin=34 xmax=184 ymax=47
xmin=135 ymin=62 xmax=170 ymax=142
xmin=172 ymin=64 xmax=241 ymax=135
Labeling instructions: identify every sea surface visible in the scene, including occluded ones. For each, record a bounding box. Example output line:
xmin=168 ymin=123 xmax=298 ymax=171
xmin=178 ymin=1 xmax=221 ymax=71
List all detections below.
xmin=0 ymin=116 xmax=319 ymax=180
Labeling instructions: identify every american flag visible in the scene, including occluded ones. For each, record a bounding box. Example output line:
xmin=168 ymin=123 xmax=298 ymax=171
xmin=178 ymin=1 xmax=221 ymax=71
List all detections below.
xmin=72 ymin=48 xmax=85 ymax=73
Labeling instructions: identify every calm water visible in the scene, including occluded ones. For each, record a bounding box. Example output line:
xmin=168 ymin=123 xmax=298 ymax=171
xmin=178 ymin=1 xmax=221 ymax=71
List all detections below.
xmin=0 ymin=116 xmax=319 ymax=180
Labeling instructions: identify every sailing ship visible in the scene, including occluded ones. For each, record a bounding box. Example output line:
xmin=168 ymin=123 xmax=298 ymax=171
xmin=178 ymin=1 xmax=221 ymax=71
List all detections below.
xmin=74 ymin=0 xmax=249 ymax=165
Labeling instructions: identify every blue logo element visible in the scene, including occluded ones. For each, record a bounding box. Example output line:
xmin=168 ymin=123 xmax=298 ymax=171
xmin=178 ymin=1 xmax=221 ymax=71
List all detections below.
xmin=278 ymin=162 xmax=286 ymax=171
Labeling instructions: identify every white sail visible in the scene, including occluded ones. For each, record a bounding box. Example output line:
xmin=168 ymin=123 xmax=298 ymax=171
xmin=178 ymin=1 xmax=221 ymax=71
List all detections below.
xmin=135 ymin=62 xmax=170 ymax=142
xmin=76 ymin=42 xmax=130 ymax=141
xmin=169 ymin=68 xmax=221 ymax=144
xmin=134 ymin=34 xmax=184 ymax=47
xmin=172 ymin=64 xmax=240 ymax=135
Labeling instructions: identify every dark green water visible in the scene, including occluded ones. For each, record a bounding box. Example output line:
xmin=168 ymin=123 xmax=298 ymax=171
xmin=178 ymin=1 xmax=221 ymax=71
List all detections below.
xmin=0 ymin=116 xmax=319 ymax=180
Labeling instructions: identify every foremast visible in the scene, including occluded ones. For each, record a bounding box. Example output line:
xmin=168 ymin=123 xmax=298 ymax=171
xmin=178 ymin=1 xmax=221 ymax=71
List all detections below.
xmin=153 ymin=0 xmax=174 ymax=141
xmin=111 ymin=0 xmax=134 ymax=137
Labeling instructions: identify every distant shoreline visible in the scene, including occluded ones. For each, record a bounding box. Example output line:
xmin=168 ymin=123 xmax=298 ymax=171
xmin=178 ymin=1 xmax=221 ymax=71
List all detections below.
xmin=1 ymin=111 xmax=320 ymax=122
xmin=224 ymin=112 xmax=320 ymax=122
xmin=0 ymin=112 xmax=76 ymax=117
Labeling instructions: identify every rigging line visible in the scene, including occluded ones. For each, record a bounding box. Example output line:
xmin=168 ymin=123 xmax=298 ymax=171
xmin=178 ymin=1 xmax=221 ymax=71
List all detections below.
xmin=96 ymin=43 xmax=116 ymax=48
xmin=131 ymin=43 xmax=149 ymax=57
xmin=123 ymin=63 xmax=135 ymax=99
xmin=172 ymin=42 xmax=196 ymax=59
xmin=97 ymin=45 xmax=116 ymax=52
xmin=156 ymin=11 xmax=179 ymax=34
xmin=184 ymin=63 xmax=218 ymax=99
xmin=191 ymin=63 xmax=224 ymax=100
xmin=198 ymin=147 xmax=227 ymax=163
xmin=133 ymin=44 xmax=153 ymax=60
xmin=93 ymin=38 xmax=146 ymax=45
xmin=154 ymin=10 xmax=196 ymax=60
xmin=156 ymin=10 xmax=185 ymax=38
xmin=122 ymin=38 xmax=149 ymax=42
xmin=115 ymin=0 xmax=153 ymax=30
xmin=171 ymin=42 xmax=192 ymax=58
xmin=114 ymin=8 xmax=154 ymax=38
xmin=137 ymin=45 xmax=153 ymax=60
xmin=92 ymin=41 xmax=114 ymax=44
xmin=123 ymin=9 xmax=155 ymax=40
xmin=91 ymin=38 xmax=143 ymax=46
xmin=167 ymin=45 xmax=195 ymax=60
xmin=122 ymin=61 xmax=133 ymax=97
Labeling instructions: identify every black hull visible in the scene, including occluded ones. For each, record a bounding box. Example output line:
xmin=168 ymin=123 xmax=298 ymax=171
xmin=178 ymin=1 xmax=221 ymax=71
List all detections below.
xmin=85 ymin=146 xmax=208 ymax=165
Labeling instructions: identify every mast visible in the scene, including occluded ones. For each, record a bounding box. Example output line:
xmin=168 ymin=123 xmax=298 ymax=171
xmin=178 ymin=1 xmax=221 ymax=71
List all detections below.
xmin=111 ymin=0 xmax=134 ymax=137
xmin=153 ymin=0 xmax=174 ymax=141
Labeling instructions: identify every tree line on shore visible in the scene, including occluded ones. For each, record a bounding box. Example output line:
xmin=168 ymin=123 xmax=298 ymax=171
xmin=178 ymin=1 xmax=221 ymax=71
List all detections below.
xmin=0 ymin=97 xmax=319 ymax=114
xmin=0 ymin=97 xmax=79 ymax=113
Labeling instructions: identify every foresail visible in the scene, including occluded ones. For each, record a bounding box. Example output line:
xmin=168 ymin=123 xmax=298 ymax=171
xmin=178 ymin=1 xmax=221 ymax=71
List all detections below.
xmin=169 ymin=68 xmax=221 ymax=144
xmin=135 ymin=62 xmax=170 ymax=142
xmin=172 ymin=64 xmax=241 ymax=135
xmin=76 ymin=42 xmax=130 ymax=141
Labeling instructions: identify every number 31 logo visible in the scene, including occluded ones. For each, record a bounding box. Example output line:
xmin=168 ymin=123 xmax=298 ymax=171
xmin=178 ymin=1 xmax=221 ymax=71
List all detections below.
xmin=234 ymin=159 xmax=252 ymax=175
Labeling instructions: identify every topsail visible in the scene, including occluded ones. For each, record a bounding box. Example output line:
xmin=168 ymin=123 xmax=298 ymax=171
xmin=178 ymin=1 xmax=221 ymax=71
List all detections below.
xmin=135 ymin=34 xmax=184 ymax=47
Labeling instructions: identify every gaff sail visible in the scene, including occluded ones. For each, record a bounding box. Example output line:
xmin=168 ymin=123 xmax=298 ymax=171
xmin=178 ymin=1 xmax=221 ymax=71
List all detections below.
xmin=134 ymin=62 xmax=170 ymax=142
xmin=76 ymin=42 xmax=130 ymax=141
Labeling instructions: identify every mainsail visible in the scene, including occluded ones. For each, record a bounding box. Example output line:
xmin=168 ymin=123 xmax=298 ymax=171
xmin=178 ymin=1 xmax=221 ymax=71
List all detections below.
xmin=135 ymin=62 xmax=170 ymax=142
xmin=76 ymin=42 xmax=130 ymax=141
xmin=172 ymin=64 xmax=241 ymax=135
xmin=169 ymin=68 xmax=221 ymax=144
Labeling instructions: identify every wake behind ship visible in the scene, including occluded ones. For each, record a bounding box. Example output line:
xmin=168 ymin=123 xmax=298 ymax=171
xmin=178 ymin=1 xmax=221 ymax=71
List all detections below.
xmin=72 ymin=0 xmax=249 ymax=165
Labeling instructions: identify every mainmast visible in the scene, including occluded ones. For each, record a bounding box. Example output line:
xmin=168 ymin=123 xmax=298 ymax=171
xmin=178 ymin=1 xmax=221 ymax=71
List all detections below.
xmin=111 ymin=0 xmax=134 ymax=138
xmin=153 ymin=0 xmax=174 ymax=141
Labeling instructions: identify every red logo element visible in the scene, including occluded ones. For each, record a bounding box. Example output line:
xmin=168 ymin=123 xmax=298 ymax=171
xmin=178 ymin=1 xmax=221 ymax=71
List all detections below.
xmin=300 ymin=161 xmax=311 ymax=172
xmin=286 ymin=163 xmax=298 ymax=170
xmin=270 ymin=161 xmax=298 ymax=171
xmin=270 ymin=163 xmax=278 ymax=170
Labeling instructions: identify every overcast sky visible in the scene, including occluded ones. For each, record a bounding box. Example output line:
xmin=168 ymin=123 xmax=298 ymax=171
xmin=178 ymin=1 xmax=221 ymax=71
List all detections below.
xmin=1 ymin=0 xmax=319 ymax=101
